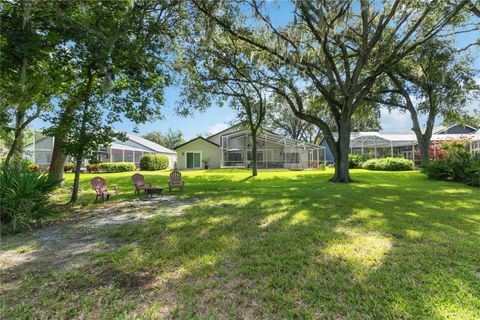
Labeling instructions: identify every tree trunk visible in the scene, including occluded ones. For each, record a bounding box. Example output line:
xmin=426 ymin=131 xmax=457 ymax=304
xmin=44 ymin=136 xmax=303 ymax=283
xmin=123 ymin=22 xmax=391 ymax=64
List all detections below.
xmin=49 ymin=137 xmax=67 ymax=186
xmin=70 ymin=157 xmax=83 ymax=203
xmin=417 ymin=138 xmax=430 ymax=164
xmin=330 ymin=122 xmax=352 ymax=183
xmin=409 ymin=107 xmax=434 ymax=166
xmin=251 ymin=131 xmax=258 ymax=176
xmin=5 ymin=127 xmax=23 ymax=163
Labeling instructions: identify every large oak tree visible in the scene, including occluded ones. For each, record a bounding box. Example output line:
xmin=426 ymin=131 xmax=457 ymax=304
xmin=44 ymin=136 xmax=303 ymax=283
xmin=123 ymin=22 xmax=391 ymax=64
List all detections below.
xmin=191 ymin=0 xmax=471 ymax=182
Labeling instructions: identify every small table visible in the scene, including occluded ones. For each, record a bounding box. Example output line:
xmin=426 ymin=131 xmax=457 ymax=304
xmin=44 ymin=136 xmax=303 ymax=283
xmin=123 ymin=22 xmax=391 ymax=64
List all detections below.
xmin=145 ymin=186 xmax=163 ymax=198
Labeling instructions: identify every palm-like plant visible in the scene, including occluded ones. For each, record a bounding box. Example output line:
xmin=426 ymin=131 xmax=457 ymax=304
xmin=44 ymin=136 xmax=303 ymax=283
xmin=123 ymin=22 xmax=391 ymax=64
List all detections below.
xmin=0 ymin=161 xmax=59 ymax=232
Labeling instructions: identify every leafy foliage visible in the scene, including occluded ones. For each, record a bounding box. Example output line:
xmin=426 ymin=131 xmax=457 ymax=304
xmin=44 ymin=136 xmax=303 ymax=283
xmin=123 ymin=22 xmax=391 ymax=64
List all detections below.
xmin=98 ymin=162 xmax=136 ymax=173
xmin=0 ymin=160 xmax=58 ymax=232
xmin=63 ymin=163 xmax=75 ymax=172
xmin=423 ymin=139 xmax=479 ymax=186
xmin=0 ymin=0 xmax=66 ymax=161
xmin=86 ymin=164 xmax=99 ymax=173
xmin=348 ymin=154 xmax=365 ymax=169
xmin=142 ymin=129 xmax=185 ymax=150
xmin=139 ymin=155 xmax=169 ymax=171
xmin=362 ymin=158 xmax=413 ymax=171
xmin=189 ymin=0 xmax=471 ymax=182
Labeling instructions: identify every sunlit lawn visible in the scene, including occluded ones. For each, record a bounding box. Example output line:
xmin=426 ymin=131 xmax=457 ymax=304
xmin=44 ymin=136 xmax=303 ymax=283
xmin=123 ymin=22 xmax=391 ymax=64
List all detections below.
xmin=2 ymin=168 xmax=480 ymax=319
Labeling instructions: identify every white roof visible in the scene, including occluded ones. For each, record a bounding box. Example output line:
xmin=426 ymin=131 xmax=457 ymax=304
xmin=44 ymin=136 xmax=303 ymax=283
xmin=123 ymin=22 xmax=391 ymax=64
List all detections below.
xmin=110 ymin=142 xmax=150 ymax=152
xmin=126 ymin=134 xmax=176 ymax=154
xmin=350 ymin=131 xmax=480 ymax=147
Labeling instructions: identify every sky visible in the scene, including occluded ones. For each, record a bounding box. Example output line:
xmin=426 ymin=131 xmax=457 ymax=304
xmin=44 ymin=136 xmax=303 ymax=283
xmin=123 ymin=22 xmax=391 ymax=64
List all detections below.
xmin=32 ymin=2 xmax=480 ymax=141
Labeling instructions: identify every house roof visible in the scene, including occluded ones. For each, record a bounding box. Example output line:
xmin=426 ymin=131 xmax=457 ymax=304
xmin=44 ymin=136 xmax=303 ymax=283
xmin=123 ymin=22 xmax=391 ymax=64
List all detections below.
xmin=439 ymin=123 xmax=478 ymax=133
xmin=206 ymin=124 xmax=241 ymax=140
xmin=109 ymin=142 xmax=150 ymax=152
xmin=126 ymin=134 xmax=176 ymax=154
xmin=174 ymin=136 xmax=220 ymax=150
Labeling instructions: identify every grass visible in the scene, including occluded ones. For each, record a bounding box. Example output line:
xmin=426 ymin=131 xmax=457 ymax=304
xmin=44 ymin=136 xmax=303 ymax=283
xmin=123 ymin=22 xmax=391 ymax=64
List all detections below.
xmin=2 ymin=168 xmax=480 ymax=319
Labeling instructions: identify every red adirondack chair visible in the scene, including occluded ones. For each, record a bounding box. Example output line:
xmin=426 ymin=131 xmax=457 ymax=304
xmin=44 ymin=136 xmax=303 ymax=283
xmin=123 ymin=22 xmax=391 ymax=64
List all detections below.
xmin=168 ymin=170 xmax=184 ymax=192
xmin=131 ymin=173 xmax=151 ymax=194
xmin=90 ymin=177 xmax=118 ymax=202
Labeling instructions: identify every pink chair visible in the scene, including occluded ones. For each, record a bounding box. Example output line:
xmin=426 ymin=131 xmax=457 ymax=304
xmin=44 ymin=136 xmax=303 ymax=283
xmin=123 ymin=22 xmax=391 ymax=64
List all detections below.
xmin=90 ymin=177 xmax=118 ymax=202
xmin=131 ymin=173 xmax=151 ymax=194
xmin=168 ymin=170 xmax=184 ymax=192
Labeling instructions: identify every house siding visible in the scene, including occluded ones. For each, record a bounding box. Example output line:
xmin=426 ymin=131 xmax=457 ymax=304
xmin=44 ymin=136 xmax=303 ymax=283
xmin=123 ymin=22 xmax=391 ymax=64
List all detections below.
xmin=443 ymin=125 xmax=477 ymax=134
xmin=175 ymin=139 xmax=220 ymax=169
xmin=320 ymin=139 xmax=335 ymax=163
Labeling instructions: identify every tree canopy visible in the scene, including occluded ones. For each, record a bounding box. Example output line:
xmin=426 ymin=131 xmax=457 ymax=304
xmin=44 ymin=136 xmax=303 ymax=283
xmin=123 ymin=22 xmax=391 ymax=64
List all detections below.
xmin=143 ymin=129 xmax=185 ymax=150
xmin=190 ymin=0 xmax=472 ymax=182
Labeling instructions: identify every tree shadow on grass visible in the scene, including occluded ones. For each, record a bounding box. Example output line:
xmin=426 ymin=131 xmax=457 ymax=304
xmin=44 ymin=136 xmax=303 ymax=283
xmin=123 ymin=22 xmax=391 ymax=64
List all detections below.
xmin=2 ymin=170 xmax=480 ymax=318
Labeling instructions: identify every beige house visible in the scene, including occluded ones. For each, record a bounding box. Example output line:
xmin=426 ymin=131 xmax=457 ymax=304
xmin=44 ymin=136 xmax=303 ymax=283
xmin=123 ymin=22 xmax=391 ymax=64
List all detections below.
xmin=175 ymin=126 xmax=325 ymax=170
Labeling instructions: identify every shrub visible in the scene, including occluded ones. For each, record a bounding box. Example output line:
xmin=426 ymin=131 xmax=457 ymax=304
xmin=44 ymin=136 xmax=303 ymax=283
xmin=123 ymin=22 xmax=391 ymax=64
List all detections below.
xmin=28 ymin=163 xmax=40 ymax=172
xmin=140 ymin=154 xmax=169 ymax=171
xmin=423 ymin=153 xmax=480 ymax=186
xmin=348 ymin=154 xmax=364 ymax=169
xmin=86 ymin=163 xmax=99 ymax=173
xmin=64 ymin=163 xmax=75 ymax=172
xmin=362 ymin=157 xmax=413 ymax=171
xmin=0 ymin=161 xmax=59 ymax=232
xmin=98 ymin=162 xmax=136 ymax=173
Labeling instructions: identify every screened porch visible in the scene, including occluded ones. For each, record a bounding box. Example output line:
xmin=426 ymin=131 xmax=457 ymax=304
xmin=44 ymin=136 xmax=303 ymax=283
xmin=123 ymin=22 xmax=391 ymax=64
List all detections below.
xmin=219 ymin=130 xmax=325 ymax=170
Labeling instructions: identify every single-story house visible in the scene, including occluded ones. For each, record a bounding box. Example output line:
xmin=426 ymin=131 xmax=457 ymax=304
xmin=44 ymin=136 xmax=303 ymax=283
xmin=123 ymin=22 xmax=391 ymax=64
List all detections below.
xmin=24 ymin=132 xmax=177 ymax=169
xmin=320 ymin=124 xmax=480 ymax=164
xmin=174 ymin=125 xmax=325 ymax=170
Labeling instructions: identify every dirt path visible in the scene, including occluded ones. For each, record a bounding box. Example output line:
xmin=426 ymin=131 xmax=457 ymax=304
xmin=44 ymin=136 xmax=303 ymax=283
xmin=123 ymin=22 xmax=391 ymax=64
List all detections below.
xmin=0 ymin=196 xmax=196 ymax=274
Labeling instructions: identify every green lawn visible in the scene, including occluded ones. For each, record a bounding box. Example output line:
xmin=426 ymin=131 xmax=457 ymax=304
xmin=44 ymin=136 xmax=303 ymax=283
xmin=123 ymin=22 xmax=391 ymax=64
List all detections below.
xmin=2 ymin=169 xmax=480 ymax=319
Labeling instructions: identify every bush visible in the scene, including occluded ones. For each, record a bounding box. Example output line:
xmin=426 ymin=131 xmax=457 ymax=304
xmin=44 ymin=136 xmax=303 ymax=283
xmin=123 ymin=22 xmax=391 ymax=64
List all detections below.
xmin=348 ymin=154 xmax=365 ymax=169
xmin=98 ymin=162 xmax=136 ymax=173
xmin=0 ymin=161 xmax=59 ymax=232
xmin=140 ymin=154 xmax=169 ymax=171
xmin=423 ymin=153 xmax=480 ymax=186
xmin=362 ymin=157 xmax=413 ymax=171
xmin=64 ymin=163 xmax=75 ymax=172
xmin=28 ymin=163 xmax=40 ymax=172
xmin=86 ymin=163 xmax=99 ymax=173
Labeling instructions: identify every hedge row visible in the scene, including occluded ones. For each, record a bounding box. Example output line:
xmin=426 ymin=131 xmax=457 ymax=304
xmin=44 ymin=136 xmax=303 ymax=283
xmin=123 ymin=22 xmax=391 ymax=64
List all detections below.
xmin=140 ymin=154 xmax=169 ymax=171
xmin=362 ymin=157 xmax=413 ymax=171
xmin=98 ymin=162 xmax=136 ymax=173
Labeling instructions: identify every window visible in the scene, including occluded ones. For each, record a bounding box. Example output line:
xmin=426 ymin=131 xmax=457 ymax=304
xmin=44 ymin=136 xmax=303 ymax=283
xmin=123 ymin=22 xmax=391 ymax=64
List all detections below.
xmin=227 ymin=151 xmax=243 ymax=162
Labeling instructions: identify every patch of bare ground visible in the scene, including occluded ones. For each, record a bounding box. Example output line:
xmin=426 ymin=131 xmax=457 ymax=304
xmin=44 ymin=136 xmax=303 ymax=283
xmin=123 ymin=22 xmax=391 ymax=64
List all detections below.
xmin=0 ymin=196 xmax=196 ymax=282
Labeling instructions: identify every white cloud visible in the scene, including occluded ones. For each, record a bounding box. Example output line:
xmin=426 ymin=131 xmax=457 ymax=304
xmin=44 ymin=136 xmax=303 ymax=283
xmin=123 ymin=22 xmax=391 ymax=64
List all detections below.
xmin=380 ymin=109 xmax=433 ymax=132
xmin=207 ymin=122 xmax=230 ymax=136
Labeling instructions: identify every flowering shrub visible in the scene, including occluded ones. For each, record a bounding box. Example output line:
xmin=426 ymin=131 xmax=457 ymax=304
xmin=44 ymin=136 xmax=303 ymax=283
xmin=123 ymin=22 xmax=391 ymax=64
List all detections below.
xmin=428 ymin=143 xmax=447 ymax=160
xmin=423 ymin=152 xmax=480 ymax=187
